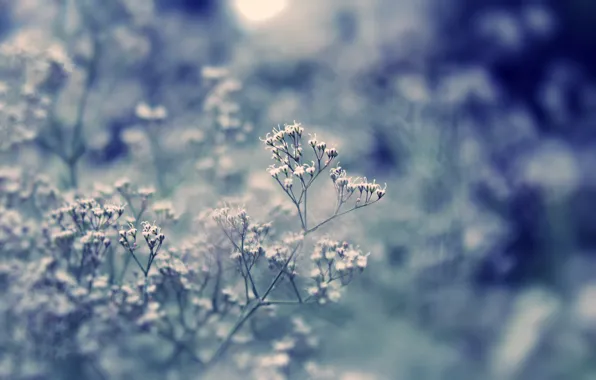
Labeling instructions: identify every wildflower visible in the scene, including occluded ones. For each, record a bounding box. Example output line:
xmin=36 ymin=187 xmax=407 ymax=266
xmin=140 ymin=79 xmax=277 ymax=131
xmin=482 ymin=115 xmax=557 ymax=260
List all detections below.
xmin=335 ymin=261 xmax=347 ymax=272
xmin=294 ymin=165 xmax=305 ymax=178
xmin=376 ymin=184 xmax=387 ymax=199
xmin=356 ymin=254 xmax=369 ymax=269
xmin=283 ymin=178 xmax=293 ymax=190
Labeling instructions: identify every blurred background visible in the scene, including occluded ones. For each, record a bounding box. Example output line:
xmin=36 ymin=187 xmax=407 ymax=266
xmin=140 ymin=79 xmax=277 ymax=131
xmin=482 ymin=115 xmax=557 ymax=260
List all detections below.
xmin=2 ymin=0 xmax=596 ymax=379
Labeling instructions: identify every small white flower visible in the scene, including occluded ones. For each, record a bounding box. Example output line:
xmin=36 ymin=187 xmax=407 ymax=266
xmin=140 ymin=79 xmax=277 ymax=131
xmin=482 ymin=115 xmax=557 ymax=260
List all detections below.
xmin=293 ymin=165 xmax=305 ymax=178
xmin=283 ymin=178 xmax=293 ymax=189
xmin=324 ymin=250 xmax=335 ymax=260
xmin=356 ymin=254 xmax=368 ymax=269
xmin=335 ymin=261 xmax=347 ymax=272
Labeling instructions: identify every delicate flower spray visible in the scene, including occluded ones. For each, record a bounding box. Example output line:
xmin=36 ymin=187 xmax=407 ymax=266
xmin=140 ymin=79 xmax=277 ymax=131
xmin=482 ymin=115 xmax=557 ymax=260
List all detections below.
xmin=110 ymin=122 xmax=385 ymax=377
xmin=184 ymin=121 xmax=387 ymax=376
xmin=1 ymin=103 xmax=385 ymax=378
xmin=0 ymin=2 xmax=387 ymax=377
xmin=135 ymin=122 xmax=384 ymax=377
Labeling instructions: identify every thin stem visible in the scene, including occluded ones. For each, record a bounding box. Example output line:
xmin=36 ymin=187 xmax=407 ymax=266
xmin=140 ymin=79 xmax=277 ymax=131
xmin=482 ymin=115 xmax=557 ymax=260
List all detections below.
xmin=127 ymin=248 xmax=147 ymax=277
xmin=263 ymin=300 xmax=310 ymax=306
xmin=205 ymin=242 xmax=303 ymax=366
xmin=261 ymin=242 xmax=302 ymax=301
xmin=300 ymin=159 xmax=331 ymax=199
xmin=207 ymin=302 xmax=261 ymax=366
xmin=295 ymin=199 xmax=306 ymax=231
xmin=305 ymin=199 xmax=380 ymax=235
xmin=273 ymin=176 xmax=307 ymax=229
xmin=288 ymin=274 xmax=303 ymax=303
xmin=119 ymin=253 xmax=132 ymax=284
xmin=303 ymin=187 xmax=308 ymax=230
xmin=143 ymin=274 xmax=150 ymax=303
xmin=242 ymin=273 xmax=249 ymax=304
xmin=220 ymin=227 xmax=260 ymax=299
xmin=54 ymin=0 xmax=69 ymax=40
xmin=86 ymin=359 xmax=107 ymax=380
xmin=68 ymin=159 xmax=78 ymax=189
xmin=43 ymin=96 xmax=65 ymax=154
xmin=107 ymin=244 xmax=116 ymax=284
xmin=156 ymin=329 xmax=204 ymax=366
xmin=66 ymin=33 xmax=101 ymax=189
xmin=211 ymin=255 xmax=223 ymax=312
xmin=240 ymin=234 xmax=260 ymax=299
xmin=76 ymin=250 xmax=86 ymax=282
xmin=145 ymin=122 xmax=167 ymax=195
xmin=118 ymin=207 xmax=146 ymax=284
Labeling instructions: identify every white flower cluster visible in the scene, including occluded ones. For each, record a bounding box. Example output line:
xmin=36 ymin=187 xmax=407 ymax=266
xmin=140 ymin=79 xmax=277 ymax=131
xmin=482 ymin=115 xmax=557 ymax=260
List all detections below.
xmin=80 ymin=230 xmax=110 ymax=248
xmin=119 ymin=220 xmax=164 ymax=255
xmin=0 ymin=5 xmax=402 ymax=378
xmin=330 ymin=165 xmax=386 ymax=205
xmin=265 ymin=232 xmax=304 ymax=268
xmin=48 ymin=199 xmax=124 ymax=277
xmin=118 ymin=223 xmax=138 ymax=250
xmin=261 ymin=122 xmax=386 ymax=233
xmin=80 ymin=230 xmax=112 ymax=267
xmin=212 ymin=205 xmax=251 ymax=232
xmin=307 ymin=237 xmax=370 ymax=304
xmin=263 ymin=122 xmax=339 ymax=183
xmin=140 ymin=220 xmax=165 ymax=252
xmin=50 ymin=198 xmax=125 ymax=233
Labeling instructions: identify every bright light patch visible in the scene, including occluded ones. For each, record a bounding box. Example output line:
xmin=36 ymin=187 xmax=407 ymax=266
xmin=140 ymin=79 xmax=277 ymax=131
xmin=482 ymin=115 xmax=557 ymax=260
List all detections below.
xmin=232 ymin=0 xmax=289 ymax=24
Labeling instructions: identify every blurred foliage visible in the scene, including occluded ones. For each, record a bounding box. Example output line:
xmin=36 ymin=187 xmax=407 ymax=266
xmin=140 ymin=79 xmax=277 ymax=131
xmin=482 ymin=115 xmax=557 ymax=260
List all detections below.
xmin=0 ymin=0 xmax=595 ymax=379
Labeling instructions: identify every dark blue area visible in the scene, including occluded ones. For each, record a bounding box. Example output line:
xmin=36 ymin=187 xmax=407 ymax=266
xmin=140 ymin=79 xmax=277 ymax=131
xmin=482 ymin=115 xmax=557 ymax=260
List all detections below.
xmin=419 ymin=0 xmax=596 ymax=289
xmin=334 ymin=9 xmax=358 ymax=43
xmin=0 ymin=3 xmax=12 ymax=40
xmin=434 ymin=0 xmax=596 ymax=138
xmin=155 ymin=0 xmax=218 ymax=16
xmin=87 ymin=118 xmax=130 ymax=165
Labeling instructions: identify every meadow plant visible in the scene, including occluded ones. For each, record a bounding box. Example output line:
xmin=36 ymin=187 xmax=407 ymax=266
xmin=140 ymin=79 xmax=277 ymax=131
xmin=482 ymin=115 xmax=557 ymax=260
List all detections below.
xmin=2 ymin=1 xmax=592 ymax=379
xmin=0 ymin=84 xmax=386 ymax=380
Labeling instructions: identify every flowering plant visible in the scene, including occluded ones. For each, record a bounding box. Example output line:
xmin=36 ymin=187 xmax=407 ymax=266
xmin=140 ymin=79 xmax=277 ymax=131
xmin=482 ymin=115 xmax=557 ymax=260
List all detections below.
xmin=0 ymin=110 xmax=385 ymax=379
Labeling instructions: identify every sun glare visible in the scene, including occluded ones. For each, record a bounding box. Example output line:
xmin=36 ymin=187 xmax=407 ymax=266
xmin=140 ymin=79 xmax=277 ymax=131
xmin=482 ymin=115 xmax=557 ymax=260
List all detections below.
xmin=232 ymin=0 xmax=289 ymax=24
